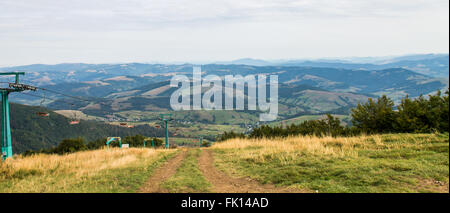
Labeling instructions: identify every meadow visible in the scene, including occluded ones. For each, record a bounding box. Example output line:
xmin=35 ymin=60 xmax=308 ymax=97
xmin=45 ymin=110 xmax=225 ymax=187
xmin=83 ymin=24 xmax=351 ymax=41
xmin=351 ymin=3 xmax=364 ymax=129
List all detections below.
xmin=0 ymin=147 xmax=177 ymax=192
xmin=211 ymin=133 xmax=449 ymax=193
xmin=0 ymin=133 xmax=448 ymax=193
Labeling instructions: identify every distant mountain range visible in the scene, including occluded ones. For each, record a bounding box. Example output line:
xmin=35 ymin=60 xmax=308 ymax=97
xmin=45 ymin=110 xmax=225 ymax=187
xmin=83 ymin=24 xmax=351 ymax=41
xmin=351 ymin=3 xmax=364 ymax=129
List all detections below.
xmin=215 ymin=53 xmax=449 ymax=78
xmin=1 ymin=54 xmax=448 ymax=123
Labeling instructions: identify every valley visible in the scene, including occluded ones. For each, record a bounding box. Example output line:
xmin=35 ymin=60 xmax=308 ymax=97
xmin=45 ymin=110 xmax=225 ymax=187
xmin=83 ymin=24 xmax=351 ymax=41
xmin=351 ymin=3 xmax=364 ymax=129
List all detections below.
xmin=1 ymin=55 xmax=449 ymax=153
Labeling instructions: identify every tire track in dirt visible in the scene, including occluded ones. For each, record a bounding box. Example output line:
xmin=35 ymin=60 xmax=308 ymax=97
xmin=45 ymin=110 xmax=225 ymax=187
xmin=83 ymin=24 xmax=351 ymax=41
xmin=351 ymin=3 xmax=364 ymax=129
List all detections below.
xmin=198 ymin=149 xmax=309 ymax=193
xmin=138 ymin=149 xmax=188 ymax=193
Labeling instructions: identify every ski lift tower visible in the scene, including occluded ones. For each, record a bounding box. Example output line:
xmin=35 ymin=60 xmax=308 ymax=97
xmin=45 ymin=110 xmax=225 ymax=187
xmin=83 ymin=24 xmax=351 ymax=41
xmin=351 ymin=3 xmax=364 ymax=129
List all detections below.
xmin=160 ymin=113 xmax=172 ymax=149
xmin=1 ymin=72 xmax=36 ymax=160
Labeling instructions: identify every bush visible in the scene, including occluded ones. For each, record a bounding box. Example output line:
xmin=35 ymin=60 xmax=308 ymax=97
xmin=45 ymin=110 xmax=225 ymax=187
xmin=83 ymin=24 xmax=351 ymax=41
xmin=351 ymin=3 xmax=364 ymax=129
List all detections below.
xmin=217 ymin=131 xmax=246 ymax=141
xmin=86 ymin=138 xmax=107 ymax=150
xmin=123 ymin=135 xmax=146 ymax=147
xmin=54 ymin=137 xmax=87 ymax=154
xmin=149 ymin=137 xmax=164 ymax=147
xmin=201 ymin=141 xmax=212 ymax=147
xmin=247 ymin=114 xmax=352 ymax=139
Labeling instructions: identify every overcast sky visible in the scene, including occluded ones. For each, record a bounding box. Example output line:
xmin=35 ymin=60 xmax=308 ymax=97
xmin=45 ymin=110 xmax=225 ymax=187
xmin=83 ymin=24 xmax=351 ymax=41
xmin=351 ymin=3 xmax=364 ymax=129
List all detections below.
xmin=0 ymin=0 xmax=448 ymax=66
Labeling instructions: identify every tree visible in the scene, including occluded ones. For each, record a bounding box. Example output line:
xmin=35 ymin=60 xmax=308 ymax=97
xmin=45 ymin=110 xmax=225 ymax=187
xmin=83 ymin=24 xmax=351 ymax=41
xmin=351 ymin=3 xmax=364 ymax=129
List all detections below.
xmin=54 ymin=137 xmax=87 ymax=154
xmin=396 ymin=90 xmax=449 ymax=133
xmin=351 ymin=95 xmax=396 ymax=133
xmin=86 ymin=138 xmax=107 ymax=150
xmin=123 ymin=134 xmax=146 ymax=147
xmin=323 ymin=114 xmax=345 ymax=137
xmin=150 ymin=137 xmax=164 ymax=147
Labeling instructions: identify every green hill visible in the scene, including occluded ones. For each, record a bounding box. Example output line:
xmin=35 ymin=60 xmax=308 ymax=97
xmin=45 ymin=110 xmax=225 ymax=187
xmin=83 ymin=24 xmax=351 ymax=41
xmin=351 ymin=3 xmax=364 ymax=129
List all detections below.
xmin=7 ymin=103 xmax=164 ymax=153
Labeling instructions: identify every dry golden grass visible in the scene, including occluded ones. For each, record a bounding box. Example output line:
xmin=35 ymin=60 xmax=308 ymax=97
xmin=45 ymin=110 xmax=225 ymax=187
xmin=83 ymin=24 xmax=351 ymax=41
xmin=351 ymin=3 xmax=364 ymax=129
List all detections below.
xmin=212 ymin=135 xmax=367 ymax=164
xmin=212 ymin=134 xmax=444 ymax=164
xmin=210 ymin=133 xmax=449 ymax=192
xmin=0 ymin=147 xmax=176 ymax=192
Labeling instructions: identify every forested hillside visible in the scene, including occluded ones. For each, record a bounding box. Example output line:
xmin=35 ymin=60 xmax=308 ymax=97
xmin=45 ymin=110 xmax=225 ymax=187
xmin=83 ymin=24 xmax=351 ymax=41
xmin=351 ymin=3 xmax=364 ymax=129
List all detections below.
xmin=7 ymin=103 xmax=164 ymax=153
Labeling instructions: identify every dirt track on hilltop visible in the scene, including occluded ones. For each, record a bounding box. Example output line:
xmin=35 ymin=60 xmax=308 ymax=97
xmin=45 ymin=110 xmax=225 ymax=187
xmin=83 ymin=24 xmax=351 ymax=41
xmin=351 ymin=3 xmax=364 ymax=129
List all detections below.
xmin=138 ymin=149 xmax=188 ymax=193
xmin=198 ymin=149 xmax=308 ymax=193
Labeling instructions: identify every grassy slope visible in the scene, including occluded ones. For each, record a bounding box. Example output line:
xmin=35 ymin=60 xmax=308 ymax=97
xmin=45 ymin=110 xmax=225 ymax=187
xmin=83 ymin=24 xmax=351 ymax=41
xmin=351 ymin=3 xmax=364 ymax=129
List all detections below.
xmin=161 ymin=149 xmax=211 ymax=192
xmin=0 ymin=148 xmax=177 ymax=192
xmin=211 ymin=133 xmax=449 ymax=193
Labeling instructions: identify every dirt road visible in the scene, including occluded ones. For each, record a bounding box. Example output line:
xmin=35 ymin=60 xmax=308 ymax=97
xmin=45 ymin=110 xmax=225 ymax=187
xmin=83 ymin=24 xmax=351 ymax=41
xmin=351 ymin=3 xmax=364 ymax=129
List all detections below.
xmin=138 ymin=149 xmax=188 ymax=193
xmin=197 ymin=149 xmax=307 ymax=193
xmin=139 ymin=148 xmax=307 ymax=193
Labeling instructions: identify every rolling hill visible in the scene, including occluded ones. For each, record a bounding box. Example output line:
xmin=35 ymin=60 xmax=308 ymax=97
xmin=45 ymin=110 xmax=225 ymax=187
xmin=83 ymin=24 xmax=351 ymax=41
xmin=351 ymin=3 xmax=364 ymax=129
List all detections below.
xmin=7 ymin=103 xmax=164 ymax=153
xmin=44 ymin=81 xmax=372 ymax=120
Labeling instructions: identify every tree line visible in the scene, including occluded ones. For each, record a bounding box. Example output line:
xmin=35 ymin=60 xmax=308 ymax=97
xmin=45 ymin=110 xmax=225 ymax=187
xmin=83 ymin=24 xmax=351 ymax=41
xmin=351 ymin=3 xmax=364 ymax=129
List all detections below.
xmin=218 ymin=90 xmax=449 ymax=141
xmin=23 ymin=135 xmax=165 ymax=156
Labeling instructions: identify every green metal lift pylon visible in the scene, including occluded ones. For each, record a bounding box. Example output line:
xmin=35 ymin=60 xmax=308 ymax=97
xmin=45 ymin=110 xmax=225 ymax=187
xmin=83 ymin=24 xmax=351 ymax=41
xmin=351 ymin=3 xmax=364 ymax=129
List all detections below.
xmin=106 ymin=137 xmax=122 ymax=148
xmin=160 ymin=113 xmax=172 ymax=149
xmin=1 ymin=72 xmax=36 ymax=161
xmin=1 ymin=90 xmax=12 ymax=160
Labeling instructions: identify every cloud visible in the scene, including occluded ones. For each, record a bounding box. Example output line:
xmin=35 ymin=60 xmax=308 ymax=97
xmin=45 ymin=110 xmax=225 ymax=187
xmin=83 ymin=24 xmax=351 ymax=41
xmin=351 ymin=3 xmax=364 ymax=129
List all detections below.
xmin=0 ymin=0 xmax=447 ymax=32
xmin=0 ymin=0 xmax=448 ymax=66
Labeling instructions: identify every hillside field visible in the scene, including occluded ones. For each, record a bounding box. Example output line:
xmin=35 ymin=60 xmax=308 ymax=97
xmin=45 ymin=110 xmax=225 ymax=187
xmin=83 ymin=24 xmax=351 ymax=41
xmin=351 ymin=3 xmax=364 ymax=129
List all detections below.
xmin=0 ymin=133 xmax=448 ymax=193
xmin=0 ymin=148 xmax=177 ymax=192
xmin=212 ymin=133 xmax=449 ymax=193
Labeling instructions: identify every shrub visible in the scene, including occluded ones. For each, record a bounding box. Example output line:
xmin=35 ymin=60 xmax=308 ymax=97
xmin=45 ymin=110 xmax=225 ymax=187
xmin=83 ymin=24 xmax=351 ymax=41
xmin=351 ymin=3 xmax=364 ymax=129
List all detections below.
xmin=54 ymin=137 xmax=87 ymax=154
xmin=86 ymin=138 xmax=107 ymax=150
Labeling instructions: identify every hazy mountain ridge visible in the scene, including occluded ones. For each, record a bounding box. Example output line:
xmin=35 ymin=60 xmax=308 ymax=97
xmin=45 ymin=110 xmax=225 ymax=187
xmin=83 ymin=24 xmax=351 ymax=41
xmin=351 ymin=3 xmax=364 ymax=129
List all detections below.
xmin=215 ymin=54 xmax=449 ymax=78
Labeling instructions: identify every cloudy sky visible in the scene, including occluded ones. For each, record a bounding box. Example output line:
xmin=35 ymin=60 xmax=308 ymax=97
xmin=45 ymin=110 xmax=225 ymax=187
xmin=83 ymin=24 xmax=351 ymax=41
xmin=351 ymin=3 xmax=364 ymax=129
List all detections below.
xmin=0 ymin=0 xmax=448 ymax=66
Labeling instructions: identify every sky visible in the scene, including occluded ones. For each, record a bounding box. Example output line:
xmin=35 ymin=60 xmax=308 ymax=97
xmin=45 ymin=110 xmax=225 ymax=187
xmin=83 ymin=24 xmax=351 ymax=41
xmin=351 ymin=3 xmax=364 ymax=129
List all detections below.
xmin=0 ymin=0 xmax=448 ymax=66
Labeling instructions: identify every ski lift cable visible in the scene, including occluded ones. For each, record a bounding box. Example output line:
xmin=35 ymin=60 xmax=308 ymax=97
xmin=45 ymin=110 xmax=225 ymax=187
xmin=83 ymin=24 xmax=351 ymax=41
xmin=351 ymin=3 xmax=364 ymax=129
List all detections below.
xmin=34 ymin=86 xmax=108 ymax=105
xmin=26 ymin=85 xmax=117 ymax=109
xmin=17 ymin=92 xmax=79 ymax=106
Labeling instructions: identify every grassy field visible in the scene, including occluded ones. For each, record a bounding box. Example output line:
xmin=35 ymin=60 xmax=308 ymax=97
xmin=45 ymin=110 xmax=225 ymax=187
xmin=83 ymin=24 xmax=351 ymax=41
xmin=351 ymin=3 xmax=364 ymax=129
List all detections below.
xmin=211 ymin=133 xmax=449 ymax=193
xmin=0 ymin=147 xmax=177 ymax=192
xmin=161 ymin=149 xmax=211 ymax=192
xmin=54 ymin=110 xmax=105 ymax=121
xmin=1 ymin=133 xmax=448 ymax=193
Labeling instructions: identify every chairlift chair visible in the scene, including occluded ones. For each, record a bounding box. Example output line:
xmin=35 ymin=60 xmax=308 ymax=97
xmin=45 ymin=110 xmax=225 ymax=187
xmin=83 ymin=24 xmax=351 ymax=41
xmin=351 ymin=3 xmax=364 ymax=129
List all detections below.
xmin=36 ymin=93 xmax=49 ymax=117
xmin=36 ymin=112 xmax=49 ymax=117
xmin=69 ymin=104 xmax=79 ymax=125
